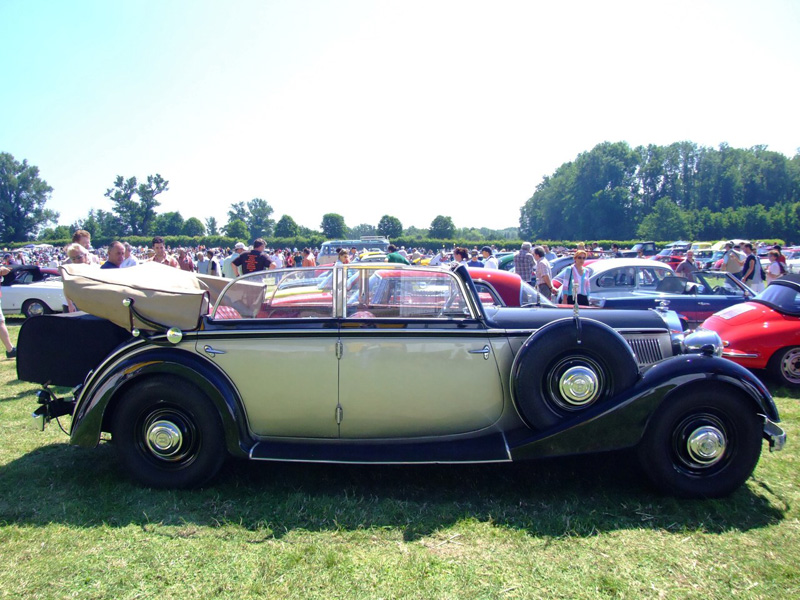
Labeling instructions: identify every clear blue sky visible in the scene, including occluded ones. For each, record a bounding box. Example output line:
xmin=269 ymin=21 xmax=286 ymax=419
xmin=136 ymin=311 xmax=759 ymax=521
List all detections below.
xmin=1 ymin=0 xmax=798 ymax=233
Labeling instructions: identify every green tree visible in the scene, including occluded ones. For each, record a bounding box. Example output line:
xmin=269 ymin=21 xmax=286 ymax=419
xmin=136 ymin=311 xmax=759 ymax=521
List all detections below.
xmin=377 ymin=215 xmax=403 ymax=239
xmin=275 ymin=215 xmax=299 ymax=238
xmin=321 ymin=213 xmax=347 ymax=239
xmin=205 ymin=217 xmax=219 ymax=236
xmin=153 ymin=211 xmax=184 ymax=236
xmin=104 ymin=174 xmax=168 ymax=236
xmin=636 ymin=198 xmax=689 ymax=240
xmin=224 ymin=219 xmax=249 ymax=240
xmin=39 ymin=225 xmax=71 ymax=241
xmin=183 ymin=217 xmax=205 ymax=236
xmin=247 ymin=198 xmax=275 ymax=239
xmin=350 ymin=223 xmax=377 ymax=238
xmin=227 ymin=202 xmax=248 ymax=224
xmin=0 ymin=152 xmax=58 ymax=241
xmin=429 ymin=215 xmax=455 ymax=239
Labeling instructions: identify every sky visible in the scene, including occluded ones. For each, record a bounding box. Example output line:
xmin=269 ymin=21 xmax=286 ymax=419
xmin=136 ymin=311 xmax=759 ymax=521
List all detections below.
xmin=1 ymin=0 xmax=799 ymax=234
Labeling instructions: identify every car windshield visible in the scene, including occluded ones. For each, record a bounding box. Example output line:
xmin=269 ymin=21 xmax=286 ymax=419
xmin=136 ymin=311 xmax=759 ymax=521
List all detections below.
xmin=753 ymin=283 xmax=800 ymax=315
xmin=693 ymin=272 xmax=750 ymax=296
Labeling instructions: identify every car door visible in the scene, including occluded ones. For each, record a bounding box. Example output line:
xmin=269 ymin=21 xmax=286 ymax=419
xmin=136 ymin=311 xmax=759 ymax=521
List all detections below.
xmin=197 ymin=269 xmax=340 ymax=438
xmin=337 ymin=267 xmax=505 ymax=438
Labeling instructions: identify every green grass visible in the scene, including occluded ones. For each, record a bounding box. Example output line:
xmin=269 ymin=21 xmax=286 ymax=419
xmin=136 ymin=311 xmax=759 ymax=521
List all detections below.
xmin=1 ymin=316 xmax=798 ymax=599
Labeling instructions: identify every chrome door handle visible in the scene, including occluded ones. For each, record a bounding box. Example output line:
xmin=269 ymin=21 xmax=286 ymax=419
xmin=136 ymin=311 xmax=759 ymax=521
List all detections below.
xmin=204 ymin=345 xmax=226 ymax=356
xmin=468 ymin=345 xmax=491 ymax=359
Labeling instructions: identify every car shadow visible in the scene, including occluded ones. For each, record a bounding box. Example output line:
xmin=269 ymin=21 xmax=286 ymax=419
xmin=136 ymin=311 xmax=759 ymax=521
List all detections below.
xmin=0 ymin=441 xmax=787 ymax=541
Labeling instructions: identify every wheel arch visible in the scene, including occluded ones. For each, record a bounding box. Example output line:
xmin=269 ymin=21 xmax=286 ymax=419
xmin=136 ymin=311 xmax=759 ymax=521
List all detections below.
xmin=71 ymin=349 xmax=251 ymax=458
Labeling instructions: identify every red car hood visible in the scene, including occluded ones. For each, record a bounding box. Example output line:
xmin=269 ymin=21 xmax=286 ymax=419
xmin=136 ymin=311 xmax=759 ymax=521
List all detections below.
xmin=702 ymin=302 xmax=771 ymax=332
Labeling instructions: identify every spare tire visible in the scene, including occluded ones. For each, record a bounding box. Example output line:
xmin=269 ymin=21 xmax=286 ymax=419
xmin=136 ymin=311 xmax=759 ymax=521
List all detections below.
xmin=512 ymin=317 xmax=640 ymax=430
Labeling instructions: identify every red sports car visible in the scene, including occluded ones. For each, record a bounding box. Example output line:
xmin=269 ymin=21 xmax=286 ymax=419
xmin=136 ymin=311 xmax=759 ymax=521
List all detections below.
xmin=700 ymin=274 xmax=800 ymax=387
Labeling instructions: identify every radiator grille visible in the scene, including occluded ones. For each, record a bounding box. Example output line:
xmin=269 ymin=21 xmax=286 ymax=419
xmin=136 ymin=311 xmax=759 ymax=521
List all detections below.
xmin=625 ymin=336 xmax=665 ymax=366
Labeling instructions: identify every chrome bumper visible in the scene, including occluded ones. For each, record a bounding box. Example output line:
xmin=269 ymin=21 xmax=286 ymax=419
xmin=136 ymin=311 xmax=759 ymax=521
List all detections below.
xmin=764 ymin=420 xmax=786 ymax=452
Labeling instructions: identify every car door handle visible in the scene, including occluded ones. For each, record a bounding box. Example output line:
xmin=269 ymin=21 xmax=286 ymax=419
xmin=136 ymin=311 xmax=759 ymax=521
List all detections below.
xmin=468 ymin=345 xmax=491 ymax=359
xmin=203 ymin=345 xmax=226 ymax=356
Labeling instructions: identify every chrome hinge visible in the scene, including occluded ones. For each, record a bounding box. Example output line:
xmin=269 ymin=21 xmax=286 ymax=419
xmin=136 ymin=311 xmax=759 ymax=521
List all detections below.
xmin=335 ymin=405 xmax=343 ymax=424
xmin=335 ymin=340 xmax=343 ymax=359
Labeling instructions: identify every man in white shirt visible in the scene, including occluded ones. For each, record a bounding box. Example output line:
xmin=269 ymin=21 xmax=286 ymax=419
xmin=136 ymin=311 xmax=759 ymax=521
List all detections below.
xmin=120 ymin=243 xmax=139 ymax=268
xmin=481 ymin=246 xmax=499 ymax=269
xmin=222 ymin=243 xmax=246 ymax=278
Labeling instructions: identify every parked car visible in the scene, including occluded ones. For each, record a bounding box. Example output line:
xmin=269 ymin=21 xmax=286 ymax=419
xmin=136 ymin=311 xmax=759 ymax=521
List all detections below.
xmin=700 ymin=274 xmax=800 ymax=388
xmin=595 ymin=271 xmax=755 ymax=329
xmin=0 ymin=265 xmax=67 ymax=318
xmin=19 ymin=262 xmax=785 ymax=498
xmin=553 ymin=258 xmax=675 ymax=300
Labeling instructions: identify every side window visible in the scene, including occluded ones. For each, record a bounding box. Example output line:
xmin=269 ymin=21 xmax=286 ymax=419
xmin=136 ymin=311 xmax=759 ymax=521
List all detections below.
xmin=474 ymin=282 xmax=504 ymax=307
xmin=596 ymin=268 xmax=634 ymax=289
xmin=346 ymin=268 xmax=469 ymax=318
xmin=637 ymin=267 xmax=670 ymax=290
xmin=213 ymin=268 xmax=335 ymax=319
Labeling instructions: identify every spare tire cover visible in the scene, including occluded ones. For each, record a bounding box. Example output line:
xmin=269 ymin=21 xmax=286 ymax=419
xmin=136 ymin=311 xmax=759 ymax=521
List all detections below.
xmin=511 ymin=317 xmax=639 ymax=430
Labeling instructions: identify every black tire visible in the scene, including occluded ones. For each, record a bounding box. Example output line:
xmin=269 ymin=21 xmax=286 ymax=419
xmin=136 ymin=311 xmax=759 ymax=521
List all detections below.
xmin=637 ymin=390 xmax=762 ymax=498
xmin=111 ymin=376 xmax=226 ymax=488
xmin=21 ymin=299 xmax=52 ymax=318
xmin=767 ymin=346 xmax=800 ymax=388
xmin=512 ymin=318 xmax=639 ymax=430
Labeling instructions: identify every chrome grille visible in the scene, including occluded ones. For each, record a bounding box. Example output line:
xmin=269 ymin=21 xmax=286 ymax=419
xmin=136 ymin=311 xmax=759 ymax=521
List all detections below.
xmin=624 ymin=335 xmax=668 ymax=367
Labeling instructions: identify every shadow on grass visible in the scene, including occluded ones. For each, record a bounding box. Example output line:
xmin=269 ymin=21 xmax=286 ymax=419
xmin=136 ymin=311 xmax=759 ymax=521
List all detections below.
xmin=0 ymin=440 xmax=787 ymax=541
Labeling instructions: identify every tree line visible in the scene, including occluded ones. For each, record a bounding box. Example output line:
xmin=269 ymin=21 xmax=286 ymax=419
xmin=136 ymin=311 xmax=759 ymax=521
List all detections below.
xmin=520 ymin=141 xmax=800 ymax=243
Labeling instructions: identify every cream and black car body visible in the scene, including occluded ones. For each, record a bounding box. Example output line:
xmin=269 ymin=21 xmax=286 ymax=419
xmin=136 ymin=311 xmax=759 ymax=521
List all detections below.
xmin=18 ymin=262 xmax=785 ymax=498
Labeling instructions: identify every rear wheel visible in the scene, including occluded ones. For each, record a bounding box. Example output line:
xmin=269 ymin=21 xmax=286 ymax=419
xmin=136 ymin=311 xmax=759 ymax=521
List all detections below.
xmin=637 ymin=390 xmax=762 ymax=498
xmin=767 ymin=346 xmax=800 ymax=388
xmin=22 ymin=299 xmax=52 ymax=318
xmin=111 ymin=376 xmax=226 ymax=488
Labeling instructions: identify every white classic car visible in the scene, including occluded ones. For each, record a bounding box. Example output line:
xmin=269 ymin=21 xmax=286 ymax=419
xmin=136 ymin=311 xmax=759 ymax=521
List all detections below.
xmin=1 ymin=265 xmax=66 ymax=318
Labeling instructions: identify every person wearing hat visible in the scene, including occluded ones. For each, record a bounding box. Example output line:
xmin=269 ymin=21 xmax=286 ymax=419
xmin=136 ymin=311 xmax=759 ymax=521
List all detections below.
xmin=222 ymin=242 xmax=246 ymax=278
xmin=466 ymin=250 xmax=484 ymax=268
xmin=514 ymin=242 xmax=535 ymax=285
xmin=481 ymin=246 xmax=498 ymax=269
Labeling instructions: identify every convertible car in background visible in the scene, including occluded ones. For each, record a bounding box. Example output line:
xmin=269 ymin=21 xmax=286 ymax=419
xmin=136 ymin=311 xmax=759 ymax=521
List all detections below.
xmin=594 ymin=271 xmax=754 ymax=330
xmin=700 ymin=274 xmax=800 ymax=388
xmin=1 ymin=265 xmax=67 ymax=318
xmin=18 ymin=262 xmax=785 ymax=498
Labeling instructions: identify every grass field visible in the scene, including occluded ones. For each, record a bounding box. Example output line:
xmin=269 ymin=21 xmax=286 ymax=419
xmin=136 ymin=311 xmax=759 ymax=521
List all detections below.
xmin=0 ymin=317 xmax=798 ymax=599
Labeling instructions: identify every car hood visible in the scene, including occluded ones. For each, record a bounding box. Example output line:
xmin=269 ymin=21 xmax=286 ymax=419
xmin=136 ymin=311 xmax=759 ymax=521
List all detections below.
xmin=485 ymin=305 xmax=673 ymax=331
xmin=702 ymin=302 xmax=767 ymax=331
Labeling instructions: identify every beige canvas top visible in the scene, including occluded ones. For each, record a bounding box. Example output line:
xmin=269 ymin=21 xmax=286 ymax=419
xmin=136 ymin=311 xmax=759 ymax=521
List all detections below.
xmin=60 ymin=262 xmax=215 ymax=331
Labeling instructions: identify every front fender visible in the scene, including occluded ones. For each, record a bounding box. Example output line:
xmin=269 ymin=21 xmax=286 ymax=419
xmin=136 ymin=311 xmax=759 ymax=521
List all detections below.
xmin=508 ymin=353 xmax=778 ymax=460
xmin=70 ymin=346 xmax=251 ymax=457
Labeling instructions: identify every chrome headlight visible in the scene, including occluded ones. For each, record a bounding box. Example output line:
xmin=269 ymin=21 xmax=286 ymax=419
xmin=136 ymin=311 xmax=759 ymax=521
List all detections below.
xmin=683 ymin=328 xmax=723 ymax=357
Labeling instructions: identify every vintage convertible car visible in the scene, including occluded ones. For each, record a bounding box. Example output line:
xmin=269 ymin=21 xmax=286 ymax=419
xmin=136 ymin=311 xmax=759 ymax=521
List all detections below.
xmin=1 ymin=265 xmax=67 ymax=317
xmin=18 ymin=262 xmax=785 ymax=497
xmin=700 ymin=274 xmax=800 ymax=388
xmin=594 ymin=271 xmax=754 ymax=329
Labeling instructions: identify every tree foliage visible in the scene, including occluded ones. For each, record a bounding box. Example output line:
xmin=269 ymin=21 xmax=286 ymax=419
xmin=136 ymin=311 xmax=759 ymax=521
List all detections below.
xmin=205 ymin=217 xmax=219 ymax=236
xmin=321 ymin=213 xmax=347 ymax=239
xmin=429 ymin=215 xmax=455 ymax=239
xmin=183 ymin=217 xmax=205 ymax=237
xmin=521 ymin=142 xmax=800 ymax=242
xmin=275 ymin=215 xmax=300 ymax=238
xmin=377 ymin=215 xmax=403 ymax=239
xmin=0 ymin=153 xmax=58 ymax=242
xmin=349 ymin=223 xmax=377 ymax=238
xmin=153 ymin=211 xmax=184 ymax=236
xmin=224 ymin=219 xmax=248 ymax=240
xmin=104 ymin=174 xmax=168 ymax=236
xmin=225 ymin=199 xmax=275 ymax=240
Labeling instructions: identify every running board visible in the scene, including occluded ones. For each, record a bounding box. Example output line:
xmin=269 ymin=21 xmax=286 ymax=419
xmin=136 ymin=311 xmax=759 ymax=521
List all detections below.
xmin=249 ymin=432 xmax=511 ymax=464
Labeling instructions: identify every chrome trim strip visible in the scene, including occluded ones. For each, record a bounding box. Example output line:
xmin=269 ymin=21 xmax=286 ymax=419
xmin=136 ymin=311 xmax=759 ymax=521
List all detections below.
xmin=722 ymin=351 xmax=759 ymax=359
xmin=247 ymin=455 xmax=513 ymax=465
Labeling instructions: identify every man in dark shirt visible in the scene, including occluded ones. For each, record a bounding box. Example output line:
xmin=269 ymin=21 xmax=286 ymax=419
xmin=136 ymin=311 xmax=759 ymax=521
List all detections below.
xmin=232 ymin=239 xmax=272 ymax=276
xmin=101 ymin=241 xmax=125 ymax=269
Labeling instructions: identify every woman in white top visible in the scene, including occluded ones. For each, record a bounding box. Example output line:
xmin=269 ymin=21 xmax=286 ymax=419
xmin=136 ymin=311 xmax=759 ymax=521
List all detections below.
xmin=559 ymin=250 xmax=591 ymax=306
xmin=766 ymin=250 xmax=783 ymax=286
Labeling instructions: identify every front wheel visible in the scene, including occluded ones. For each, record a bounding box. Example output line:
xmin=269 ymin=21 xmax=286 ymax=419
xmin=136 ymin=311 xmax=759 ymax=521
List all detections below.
xmin=637 ymin=390 xmax=762 ymax=498
xmin=111 ymin=376 xmax=226 ymax=488
xmin=767 ymin=346 xmax=800 ymax=388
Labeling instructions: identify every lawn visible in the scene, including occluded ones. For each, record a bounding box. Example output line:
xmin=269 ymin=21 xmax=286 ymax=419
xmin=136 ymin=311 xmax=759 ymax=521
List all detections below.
xmin=0 ymin=317 xmax=798 ymax=599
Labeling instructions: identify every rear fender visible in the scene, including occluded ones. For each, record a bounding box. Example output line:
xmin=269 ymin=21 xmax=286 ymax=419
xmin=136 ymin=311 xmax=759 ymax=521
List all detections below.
xmin=70 ymin=347 xmax=250 ymax=457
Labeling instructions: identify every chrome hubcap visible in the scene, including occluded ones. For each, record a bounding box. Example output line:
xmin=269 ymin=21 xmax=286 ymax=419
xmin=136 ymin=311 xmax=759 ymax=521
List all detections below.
xmin=686 ymin=426 xmax=727 ymax=465
xmin=28 ymin=302 xmax=45 ymax=317
xmin=781 ymin=348 xmax=800 ymax=384
xmin=558 ymin=366 xmax=600 ymax=406
xmin=146 ymin=420 xmax=183 ymax=458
